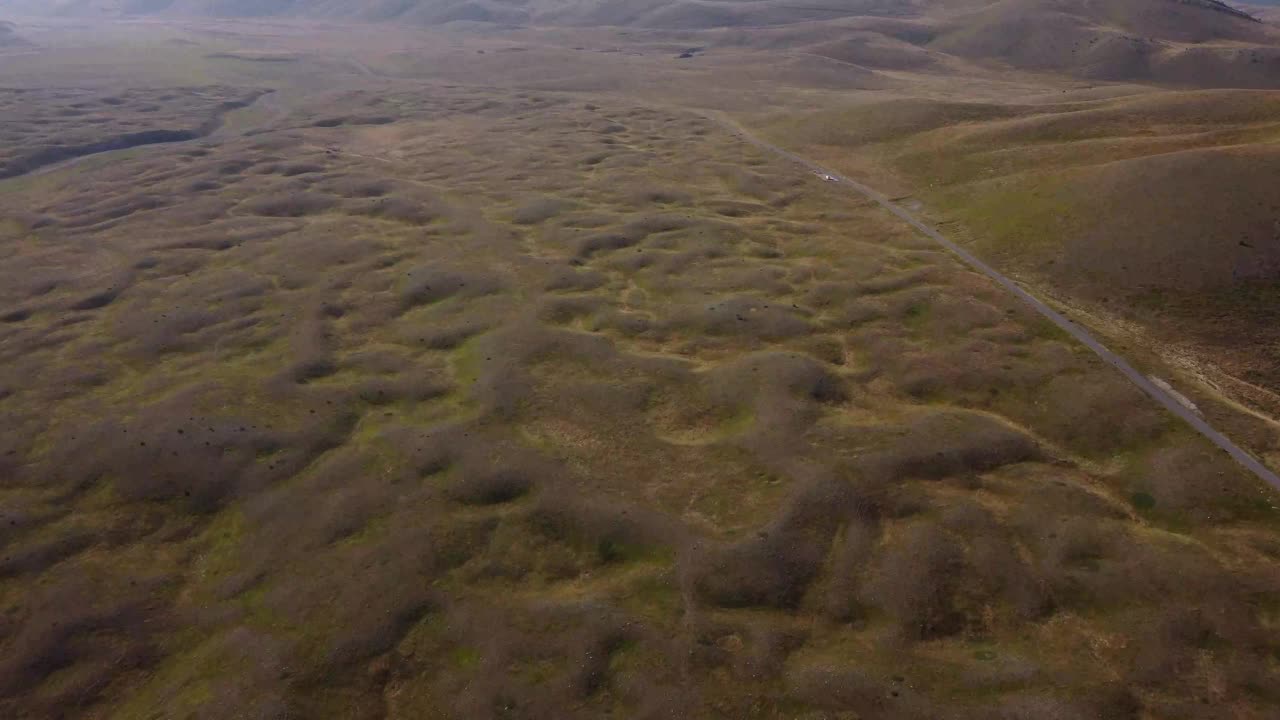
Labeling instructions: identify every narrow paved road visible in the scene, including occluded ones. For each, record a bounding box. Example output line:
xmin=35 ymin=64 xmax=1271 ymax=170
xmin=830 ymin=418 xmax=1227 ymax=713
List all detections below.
xmin=707 ymin=112 xmax=1280 ymax=493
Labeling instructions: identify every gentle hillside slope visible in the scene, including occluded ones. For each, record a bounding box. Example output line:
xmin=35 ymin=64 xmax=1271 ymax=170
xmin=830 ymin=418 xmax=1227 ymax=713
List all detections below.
xmin=3 ymin=59 xmax=1279 ymax=718
xmin=4 ymin=0 xmax=1280 ymax=88
xmin=926 ymin=0 xmax=1280 ymax=87
xmin=767 ymin=87 xmax=1280 ymax=418
xmin=2 ymin=16 xmax=1280 ymax=720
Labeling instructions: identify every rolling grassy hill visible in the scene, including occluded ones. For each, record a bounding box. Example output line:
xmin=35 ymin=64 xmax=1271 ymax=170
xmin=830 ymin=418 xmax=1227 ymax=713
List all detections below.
xmin=2 ymin=0 xmax=1277 ymax=82
xmin=766 ymin=87 xmax=1280 ymax=424
xmin=2 ymin=51 xmax=1279 ymax=716
xmin=2 ymin=7 xmax=1280 ymax=719
xmin=923 ymin=0 xmax=1280 ymax=87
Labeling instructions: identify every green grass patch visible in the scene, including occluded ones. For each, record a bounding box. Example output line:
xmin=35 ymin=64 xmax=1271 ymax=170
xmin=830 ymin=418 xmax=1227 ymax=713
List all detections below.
xmin=1130 ymin=491 xmax=1157 ymax=511
xmin=189 ymin=508 xmax=248 ymax=588
xmin=108 ymin=636 xmax=223 ymax=720
xmin=935 ymin=176 xmax=1083 ymax=261
xmin=903 ymin=300 xmax=931 ymax=330
xmin=450 ymin=646 xmax=482 ymax=670
xmin=335 ymin=515 xmax=392 ymax=547
xmin=448 ymin=337 xmax=485 ymax=397
xmin=596 ymin=537 xmax=672 ymax=566
xmin=618 ymin=572 xmax=681 ymax=621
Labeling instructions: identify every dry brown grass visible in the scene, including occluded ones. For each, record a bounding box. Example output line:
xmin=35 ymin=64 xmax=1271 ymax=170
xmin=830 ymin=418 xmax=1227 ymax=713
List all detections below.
xmin=0 ymin=86 xmax=262 ymax=178
xmin=766 ymin=86 xmax=1280 ymax=461
xmin=0 ymin=16 xmax=1279 ymax=720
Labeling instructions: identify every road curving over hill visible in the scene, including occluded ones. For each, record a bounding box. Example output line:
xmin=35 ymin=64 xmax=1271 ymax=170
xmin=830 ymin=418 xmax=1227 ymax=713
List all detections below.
xmin=708 ymin=111 xmax=1280 ymax=494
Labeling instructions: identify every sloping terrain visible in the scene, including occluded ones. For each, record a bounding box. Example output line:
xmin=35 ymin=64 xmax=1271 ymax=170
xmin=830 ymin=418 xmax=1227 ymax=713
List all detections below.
xmin=4 ymin=0 xmax=1280 ymax=86
xmin=766 ymin=87 xmax=1280 ymax=439
xmin=0 ymin=86 xmax=264 ymax=178
xmin=924 ymin=0 xmax=1280 ymax=87
xmin=1 ymin=8 xmax=1280 ymax=720
xmin=2 ymin=54 xmax=1279 ymax=719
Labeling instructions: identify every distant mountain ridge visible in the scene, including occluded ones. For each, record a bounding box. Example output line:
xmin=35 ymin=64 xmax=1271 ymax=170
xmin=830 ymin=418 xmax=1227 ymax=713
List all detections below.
xmin=1184 ymin=0 xmax=1259 ymax=20
xmin=2 ymin=0 xmax=1278 ymax=88
xmin=0 ymin=0 xmax=1265 ymax=29
xmin=0 ymin=18 xmax=27 ymax=46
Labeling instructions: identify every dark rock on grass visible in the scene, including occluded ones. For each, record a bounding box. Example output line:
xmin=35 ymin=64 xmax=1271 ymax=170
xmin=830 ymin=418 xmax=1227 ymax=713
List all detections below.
xmin=573 ymin=214 xmax=691 ymax=258
xmin=673 ymin=296 xmax=813 ymax=340
xmin=404 ymin=321 xmax=488 ymax=350
xmin=786 ymin=664 xmax=938 ymax=719
xmin=399 ymin=267 xmax=502 ymax=309
xmin=37 ymin=384 xmax=355 ymax=514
